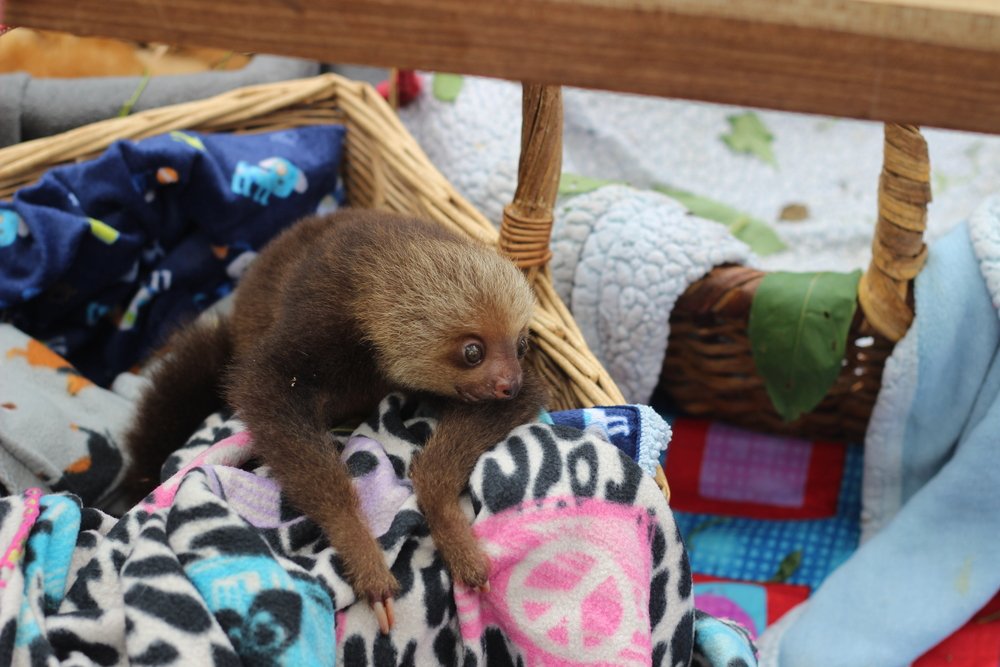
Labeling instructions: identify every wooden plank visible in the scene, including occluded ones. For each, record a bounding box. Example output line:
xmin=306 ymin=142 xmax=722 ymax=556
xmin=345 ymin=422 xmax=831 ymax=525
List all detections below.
xmin=7 ymin=0 xmax=1000 ymax=134
xmin=559 ymin=0 xmax=1000 ymax=53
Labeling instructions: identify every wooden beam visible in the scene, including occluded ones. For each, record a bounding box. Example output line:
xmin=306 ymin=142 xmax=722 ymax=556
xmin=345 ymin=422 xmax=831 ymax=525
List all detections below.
xmin=561 ymin=1 xmax=1000 ymax=53
xmin=7 ymin=0 xmax=1000 ymax=134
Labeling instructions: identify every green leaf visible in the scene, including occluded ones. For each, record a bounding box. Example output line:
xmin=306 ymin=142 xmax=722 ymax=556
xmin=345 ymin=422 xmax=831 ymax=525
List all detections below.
xmin=767 ymin=550 xmax=803 ymax=583
xmin=652 ymin=184 xmax=787 ymax=256
xmin=749 ymin=270 xmax=861 ymax=421
xmin=432 ymin=73 xmax=464 ymax=102
xmin=558 ymin=173 xmax=626 ymax=197
xmin=721 ymin=112 xmax=776 ymax=165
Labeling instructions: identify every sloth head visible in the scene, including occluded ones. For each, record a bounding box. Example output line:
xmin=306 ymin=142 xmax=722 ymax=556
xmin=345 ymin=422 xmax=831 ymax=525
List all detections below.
xmin=361 ymin=234 xmax=536 ymax=402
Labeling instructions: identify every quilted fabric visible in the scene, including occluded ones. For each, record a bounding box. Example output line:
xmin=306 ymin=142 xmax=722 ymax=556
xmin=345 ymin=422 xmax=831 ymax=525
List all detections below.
xmin=550 ymin=186 xmax=751 ymax=403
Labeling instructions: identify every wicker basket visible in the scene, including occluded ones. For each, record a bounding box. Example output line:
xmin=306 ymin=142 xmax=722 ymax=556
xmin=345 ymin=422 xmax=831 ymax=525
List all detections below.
xmin=662 ymin=123 xmax=930 ymax=442
xmin=0 ymin=73 xmax=673 ymax=494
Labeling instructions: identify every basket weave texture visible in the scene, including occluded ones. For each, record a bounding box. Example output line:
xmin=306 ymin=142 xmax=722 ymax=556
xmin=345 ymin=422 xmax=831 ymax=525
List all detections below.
xmin=0 ymin=74 xmax=673 ymax=488
xmin=0 ymin=74 xmax=622 ymax=410
xmin=662 ymin=124 xmax=930 ymax=442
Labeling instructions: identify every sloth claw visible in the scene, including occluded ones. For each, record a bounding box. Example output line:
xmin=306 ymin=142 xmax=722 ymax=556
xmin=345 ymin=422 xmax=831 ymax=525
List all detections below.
xmin=371 ymin=596 xmax=396 ymax=634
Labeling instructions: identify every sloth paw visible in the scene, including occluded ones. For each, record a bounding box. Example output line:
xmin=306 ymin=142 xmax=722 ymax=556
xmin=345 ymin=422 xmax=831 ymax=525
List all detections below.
xmin=442 ymin=539 xmax=492 ymax=593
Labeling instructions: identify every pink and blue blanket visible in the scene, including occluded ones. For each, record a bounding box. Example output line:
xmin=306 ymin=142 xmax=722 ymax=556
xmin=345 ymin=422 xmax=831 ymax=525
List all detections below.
xmin=0 ymin=363 xmax=755 ymax=665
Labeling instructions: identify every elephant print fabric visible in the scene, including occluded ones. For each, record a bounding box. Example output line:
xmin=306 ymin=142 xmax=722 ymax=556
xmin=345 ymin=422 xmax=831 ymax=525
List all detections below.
xmin=0 ymin=126 xmax=346 ymax=386
xmin=0 ymin=210 xmax=27 ymax=247
xmin=231 ymin=157 xmax=309 ymax=204
xmin=0 ymin=394 xmax=699 ymax=666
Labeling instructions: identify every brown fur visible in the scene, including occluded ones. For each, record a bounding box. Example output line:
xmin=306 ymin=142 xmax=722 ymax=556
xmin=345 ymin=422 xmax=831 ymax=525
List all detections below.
xmin=123 ymin=208 xmax=546 ymax=624
xmin=121 ymin=313 xmax=232 ymax=501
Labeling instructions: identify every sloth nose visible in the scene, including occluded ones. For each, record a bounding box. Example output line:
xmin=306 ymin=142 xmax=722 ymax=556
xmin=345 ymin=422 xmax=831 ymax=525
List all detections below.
xmin=494 ymin=378 xmax=520 ymax=399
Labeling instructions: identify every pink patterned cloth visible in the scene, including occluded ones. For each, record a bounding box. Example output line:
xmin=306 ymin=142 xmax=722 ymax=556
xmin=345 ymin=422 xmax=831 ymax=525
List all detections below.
xmin=150 ymin=396 xmax=697 ymax=664
xmin=458 ymin=496 xmax=660 ymax=665
xmin=11 ymin=394 xmax=700 ymax=665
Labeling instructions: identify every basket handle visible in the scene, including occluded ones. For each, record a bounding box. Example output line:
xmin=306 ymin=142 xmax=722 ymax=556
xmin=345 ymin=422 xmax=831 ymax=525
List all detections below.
xmin=859 ymin=123 xmax=931 ymax=342
xmin=499 ymin=83 xmax=562 ymax=269
xmin=498 ymin=82 xmax=672 ymax=500
xmin=499 ymin=90 xmax=930 ymax=343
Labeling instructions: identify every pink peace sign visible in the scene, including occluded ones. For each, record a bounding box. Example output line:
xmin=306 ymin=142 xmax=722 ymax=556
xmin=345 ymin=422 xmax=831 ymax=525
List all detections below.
xmin=458 ymin=497 xmax=656 ymax=666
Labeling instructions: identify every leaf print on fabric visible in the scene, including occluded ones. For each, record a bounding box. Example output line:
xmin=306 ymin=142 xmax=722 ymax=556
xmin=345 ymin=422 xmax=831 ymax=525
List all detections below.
xmin=432 ymin=73 xmax=465 ymax=102
xmin=721 ymin=111 xmax=777 ymax=165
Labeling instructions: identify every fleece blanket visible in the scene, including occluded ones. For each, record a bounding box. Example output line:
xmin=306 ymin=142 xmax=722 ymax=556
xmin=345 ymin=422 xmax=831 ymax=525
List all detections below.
xmin=0 ymin=55 xmax=319 ymax=148
xmin=657 ymin=412 xmax=999 ymax=665
xmin=0 ymin=322 xmax=761 ymax=666
xmin=398 ymin=74 xmax=1000 ymax=405
xmin=399 ymin=74 xmax=1000 ymax=275
xmin=1 ymin=386 xmax=713 ymax=666
xmin=754 ymin=206 xmax=1000 ymax=665
xmin=549 ymin=185 xmax=752 ymax=403
xmin=0 ymin=125 xmax=346 ymax=385
xmin=0 ymin=323 xmax=137 ymax=503
xmin=662 ymin=419 xmax=863 ymax=592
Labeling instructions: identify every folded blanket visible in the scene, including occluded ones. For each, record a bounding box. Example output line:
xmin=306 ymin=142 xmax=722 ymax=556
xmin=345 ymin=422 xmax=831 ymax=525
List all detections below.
xmin=550 ymin=185 xmax=752 ymax=403
xmin=691 ymin=611 xmax=758 ymax=667
xmin=0 ymin=126 xmax=346 ymax=385
xmin=547 ymin=403 xmax=671 ymax=477
xmin=1 ymin=395 xmax=702 ymax=666
xmin=0 ymin=323 xmax=136 ymax=505
xmin=757 ymin=205 xmax=1000 ymax=665
xmin=0 ymin=55 xmax=319 ymax=148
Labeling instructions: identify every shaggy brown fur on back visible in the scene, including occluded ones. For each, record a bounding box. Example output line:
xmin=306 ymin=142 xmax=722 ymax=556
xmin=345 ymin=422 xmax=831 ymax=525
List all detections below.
xmin=122 ymin=208 xmax=546 ymax=624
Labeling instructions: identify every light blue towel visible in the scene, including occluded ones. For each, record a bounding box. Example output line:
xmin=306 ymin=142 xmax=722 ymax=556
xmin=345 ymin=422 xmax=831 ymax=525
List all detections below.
xmin=758 ymin=204 xmax=1000 ymax=666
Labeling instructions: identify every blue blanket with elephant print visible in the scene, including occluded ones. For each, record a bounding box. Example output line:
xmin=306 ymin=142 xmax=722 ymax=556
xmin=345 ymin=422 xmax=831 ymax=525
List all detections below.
xmin=0 ymin=126 xmax=346 ymax=385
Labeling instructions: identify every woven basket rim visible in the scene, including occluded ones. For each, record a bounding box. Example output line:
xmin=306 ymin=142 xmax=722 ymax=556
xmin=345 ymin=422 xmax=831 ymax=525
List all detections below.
xmin=0 ymin=72 xmax=664 ymax=490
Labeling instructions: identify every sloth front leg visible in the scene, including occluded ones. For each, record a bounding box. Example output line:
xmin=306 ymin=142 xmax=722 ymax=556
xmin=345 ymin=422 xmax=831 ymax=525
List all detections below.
xmin=411 ymin=367 xmax=547 ymax=590
xmin=227 ymin=352 xmax=399 ymax=633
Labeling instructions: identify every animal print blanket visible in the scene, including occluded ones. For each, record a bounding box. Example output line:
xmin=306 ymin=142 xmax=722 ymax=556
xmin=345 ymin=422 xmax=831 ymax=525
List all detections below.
xmin=0 ymin=393 xmax=740 ymax=666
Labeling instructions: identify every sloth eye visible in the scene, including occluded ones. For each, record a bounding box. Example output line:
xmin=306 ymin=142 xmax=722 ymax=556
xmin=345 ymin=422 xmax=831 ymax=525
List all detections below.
xmin=463 ymin=342 xmax=484 ymax=366
xmin=516 ymin=335 xmax=529 ymax=359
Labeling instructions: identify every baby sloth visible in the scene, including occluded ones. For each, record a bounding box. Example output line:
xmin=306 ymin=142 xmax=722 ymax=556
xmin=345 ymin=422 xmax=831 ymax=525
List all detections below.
xmin=122 ymin=209 xmax=546 ymax=634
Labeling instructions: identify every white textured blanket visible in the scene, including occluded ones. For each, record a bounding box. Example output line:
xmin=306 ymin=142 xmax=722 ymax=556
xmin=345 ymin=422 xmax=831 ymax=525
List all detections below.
xmin=549 ymin=185 xmax=751 ymax=403
xmin=400 ymin=75 xmax=1000 ymax=275
xmin=399 ymin=74 xmax=1000 ymax=405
